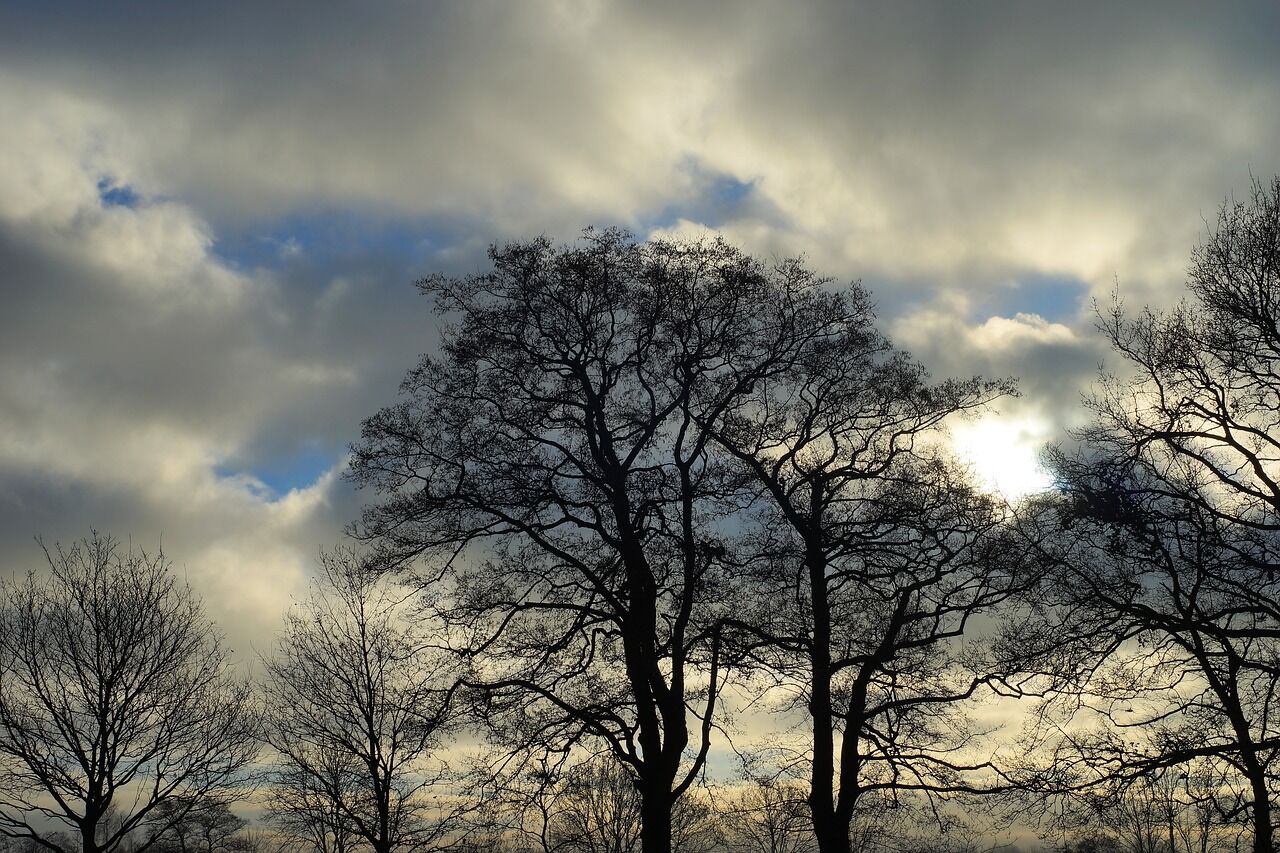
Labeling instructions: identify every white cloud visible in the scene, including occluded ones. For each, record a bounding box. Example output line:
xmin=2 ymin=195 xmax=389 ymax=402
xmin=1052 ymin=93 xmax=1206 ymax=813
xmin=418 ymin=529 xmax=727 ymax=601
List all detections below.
xmin=951 ymin=414 xmax=1055 ymax=500
xmin=4 ymin=2 xmax=1274 ymax=296
xmin=969 ymin=313 xmax=1076 ymax=351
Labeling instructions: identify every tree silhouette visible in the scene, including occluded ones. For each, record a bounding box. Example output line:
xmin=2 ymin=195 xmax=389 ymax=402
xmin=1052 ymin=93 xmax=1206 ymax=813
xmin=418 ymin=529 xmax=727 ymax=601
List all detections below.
xmin=1042 ymin=177 xmax=1280 ymax=853
xmin=0 ymin=534 xmax=258 ymax=853
xmin=700 ymin=299 xmax=1032 ymax=852
xmin=265 ymin=749 xmax=361 ymax=853
xmin=349 ymin=229 xmax=899 ymax=853
xmin=262 ymin=548 xmax=464 ymax=853
xmin=715 ymin=778 xmax=814 ymax=853
xmin=149 ymin=800 xmax=254 ymax=853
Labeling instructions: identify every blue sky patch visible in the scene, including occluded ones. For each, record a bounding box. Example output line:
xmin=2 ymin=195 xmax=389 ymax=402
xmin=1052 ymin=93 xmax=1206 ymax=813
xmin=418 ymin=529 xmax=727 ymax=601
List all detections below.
xmin=982 ymin=273 xmax=1089 ymax=323
xmin=96 ymin=178 xmax=141 ymax=209
xmin=639 ymin=160 xmax=763 ymax=232
xmin=210 ymin=209 xmax=471 ymax=272
xmin=217 ymin=444 xmax=337 ymax=499
xmin=709 ymin=174 xmax=754 ymax=207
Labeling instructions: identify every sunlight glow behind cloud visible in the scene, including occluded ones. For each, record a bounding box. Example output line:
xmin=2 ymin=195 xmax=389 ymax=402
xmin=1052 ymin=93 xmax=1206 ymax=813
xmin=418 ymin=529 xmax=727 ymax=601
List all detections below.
xmin=950 ymin=415 xmax=1054 ymax=501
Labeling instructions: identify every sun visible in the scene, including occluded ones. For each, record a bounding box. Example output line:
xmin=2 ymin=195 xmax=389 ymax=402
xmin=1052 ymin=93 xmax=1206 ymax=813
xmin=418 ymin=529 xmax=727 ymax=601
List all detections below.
xmin=949 ymin=415 xmax=1054 ymax=501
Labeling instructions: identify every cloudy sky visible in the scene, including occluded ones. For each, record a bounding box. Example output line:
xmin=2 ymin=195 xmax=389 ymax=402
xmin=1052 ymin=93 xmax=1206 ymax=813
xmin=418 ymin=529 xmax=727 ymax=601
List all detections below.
xmin=1 ymin=0 xmax=1278 ymax=656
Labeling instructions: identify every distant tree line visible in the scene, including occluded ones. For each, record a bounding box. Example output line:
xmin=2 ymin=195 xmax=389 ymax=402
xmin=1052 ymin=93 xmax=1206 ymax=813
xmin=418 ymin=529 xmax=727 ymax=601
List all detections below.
xmin=3 ymin=178 xmax=1280 ymax=853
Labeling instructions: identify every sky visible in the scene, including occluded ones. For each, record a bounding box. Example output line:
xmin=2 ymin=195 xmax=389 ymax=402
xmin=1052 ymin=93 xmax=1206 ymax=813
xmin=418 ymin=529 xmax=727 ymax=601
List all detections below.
xmin=1 ymin=0 xmax=1278 ymax=660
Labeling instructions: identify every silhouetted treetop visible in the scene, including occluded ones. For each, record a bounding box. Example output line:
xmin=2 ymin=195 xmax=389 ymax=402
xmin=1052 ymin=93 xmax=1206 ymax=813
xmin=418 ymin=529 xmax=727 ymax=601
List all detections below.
xmin=347 ymin=228 xmax=1021 ymax=853
xmin=1041 ymin=176 xmax=1280 ymax=853
xmin=0 ymin=533 xmax=258 ymax=853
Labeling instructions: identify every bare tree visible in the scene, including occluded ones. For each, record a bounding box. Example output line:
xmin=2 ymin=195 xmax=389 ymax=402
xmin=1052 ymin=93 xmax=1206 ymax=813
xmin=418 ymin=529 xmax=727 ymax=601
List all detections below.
xmin=348 ymin=229 xmax=888 ymax=853
xmin=715 ymin=778 xmax=814 ymax=853
xmin=264 ymin=749 xmax=362 ymax=853
xmin=0 ymin=534 xmax=259 ymax=853
xmin=148 ymin=800 xmax=254 ymax=853
xmin=467 ymin=752 xmax=720 ymax=853
xmin=1042 ymin=177 xmax=1280 ymax=853
xmin=1107 ymin=769 xmax=1236 ymax=853
xmin=1047 ymin=763 xmax=1242 ymax=853
xmin=701 ymin=303 xmax=1037 ymax=852
xmin=1025 ymin=495 xmax=1278 ymax=851
xmin=665 ymin=793 xmax=719 ymax=853
xmin=261 ymin=548 xmax=463 ymax=853
xmin=548 ymin=757 xmax=644 ymax=853
xmin=541 ymin=756 xmax=717 ymax=853
xmin=466 ymin=755 xmax=571 ymax=853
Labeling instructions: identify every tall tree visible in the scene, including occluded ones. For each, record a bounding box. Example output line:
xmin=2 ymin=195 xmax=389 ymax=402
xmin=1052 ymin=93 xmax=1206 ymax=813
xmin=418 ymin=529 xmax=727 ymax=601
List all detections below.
xmin=349 ymin=229 xmax=882 ymax=853
xmin=703 ymin=309 xmax=1029 ymax=852
xmin=1043 ymin=176 xmax=1280 ymax=853
xmin=261 ymin=548 xmax=462 ymax=853
xmin=0 ymin=534 xmax=259 ymax=853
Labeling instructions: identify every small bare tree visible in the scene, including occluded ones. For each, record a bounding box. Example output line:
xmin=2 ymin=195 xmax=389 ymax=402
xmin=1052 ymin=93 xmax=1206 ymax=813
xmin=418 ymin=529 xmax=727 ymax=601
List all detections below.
xmin=148 ymin=799 xmax=254 ymax=853
xmin=539 ymin=756 xmax=717 ymax=853
xmin=472 ymin=753 xmax=720 ymax=853
xmin=261 ymin=548 xmax=463 ymax=853
xmin=264 ymin=750 xmax=362 ymax=853
xmin=0 ymin=534 xmax=259 ymax=853
xmin=550 ymin=757 xmax=643 ymax=853
xmin=715 ymin=778 xmax=814 ymax=853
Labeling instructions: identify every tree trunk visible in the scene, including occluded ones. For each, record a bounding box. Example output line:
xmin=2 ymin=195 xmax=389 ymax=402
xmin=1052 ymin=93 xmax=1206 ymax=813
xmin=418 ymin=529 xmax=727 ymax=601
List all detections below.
xmin=639 ymin=787 xmax=672 ymax=853
xmin=806 ymin=529 xmax=851 ymax=853
xmin=81 ymin=824 xmax=100 ymax=853
xmin=813 ymin=819 xmax=852 ymax=853
xmin=1248 ymin=771 xmax=1273 ymax=853
xmin=808 ymin=644 xmax=841 ymax=853
xmin=1211 ymin=660 xmax=1274 ymax=853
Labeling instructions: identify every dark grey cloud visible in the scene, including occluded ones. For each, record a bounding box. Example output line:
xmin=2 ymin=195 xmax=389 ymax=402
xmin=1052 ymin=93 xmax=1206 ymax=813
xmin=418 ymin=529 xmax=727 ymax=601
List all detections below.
xmin=6 ymin=0 xmax=1271 ymax=268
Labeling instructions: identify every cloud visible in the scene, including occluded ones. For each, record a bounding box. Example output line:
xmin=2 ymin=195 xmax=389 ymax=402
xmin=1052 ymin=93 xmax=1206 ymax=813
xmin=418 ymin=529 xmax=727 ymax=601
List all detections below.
xmin=3 ymin=1 xmax=1275 ymax=296
xmin=890 ymin=297 xmax=1105 ymax=458
xmin=969 ymin=313 xmax=1077 ymax=351
xmin=951 ymin=414 xmax=1056 ymax=499
xmin=0 ymin=82 xmax=375 ymax=653
xmin=0 ymin=0 xmax=1278 ymax=663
